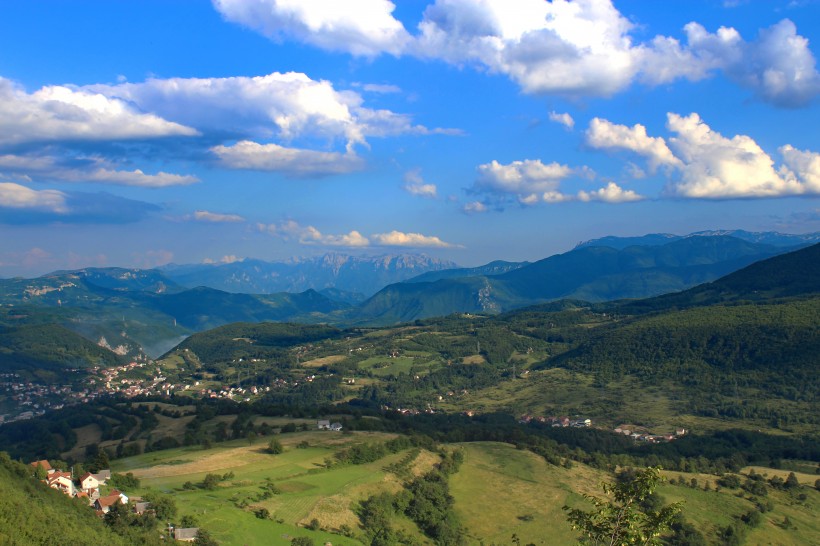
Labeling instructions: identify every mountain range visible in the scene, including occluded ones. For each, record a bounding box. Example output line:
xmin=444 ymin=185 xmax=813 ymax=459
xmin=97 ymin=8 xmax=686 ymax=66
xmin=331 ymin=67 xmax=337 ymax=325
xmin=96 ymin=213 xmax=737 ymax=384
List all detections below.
xmin=160 ymin=253 xmax=458 ymax=297
xmin=0 ymin=230 xmax=816 ymax=360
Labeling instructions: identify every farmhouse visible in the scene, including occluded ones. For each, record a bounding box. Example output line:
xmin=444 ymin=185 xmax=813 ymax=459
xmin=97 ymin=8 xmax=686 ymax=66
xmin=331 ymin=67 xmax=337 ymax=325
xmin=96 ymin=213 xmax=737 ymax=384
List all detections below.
xmin=317 ymin=420 xmax=331 ymax=430
xmin=79 ymin=472 xmax=100 ymax=492
xmin=174 ymin=527 xmax=199 ymax=541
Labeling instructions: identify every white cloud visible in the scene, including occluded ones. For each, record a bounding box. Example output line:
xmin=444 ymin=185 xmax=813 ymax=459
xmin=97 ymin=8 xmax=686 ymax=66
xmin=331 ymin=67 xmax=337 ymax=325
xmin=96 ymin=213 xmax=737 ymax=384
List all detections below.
xmin=548 ymin=111 xmax=575 ymax=129
xmin=541 ymin=190 xmax=574 ymax=203
xmin=0 ymin=182 xmax=68 ymax=212
xmin=416 ymin=0 xmax=638 ymax=97
xmin=586 ymin=112 xmax=820 ymax=199
xmin=213 ymin=0 xmax=411 ymax=57
xmin=359 ymin=83 xmax=402 ymax=94
xmin=577 ymin=181 xmax=644 ymax=202
xmin=416 ymin=3 xmax=819 ymax=105
xmin=371 ymin=230 xmax=459 ymax=248
xmin=586 ymin=117 xmax=682 ymax=171
xmin=0 ymin=153 xmax=199 ymax=188
xmin=476 ymin=159 xmax=573 ymax=195
xmin=256 ymin=220 xmax=457 ymax=248
xmin=463 ymin=200 xmax=488 ymax=213
xmin=403 ymin=168 xmax=438 ymax=198
xmin=203 ymin=255 xmax=243 ymax=264
xmin=0 ymin=77 xmax=197 ymax=145
xmin=639 ymin=19 xmax=820 ymax=107
xmin=780 ymin=145 xmax=820 ymax=193
xmin=666 ymin=112 xmax=806 ymax=198
xmin=211 ymin=141 xmax=364 ymax=177
xmin=212 ymin=1 xmax=820 ymax=106
xmin=89 ymin=72 xmax=447 ymax=151
xmin=257 ymin=220 xmax=371 ymax=247
xmin=193 ymin=210 xmax=245 ymax=223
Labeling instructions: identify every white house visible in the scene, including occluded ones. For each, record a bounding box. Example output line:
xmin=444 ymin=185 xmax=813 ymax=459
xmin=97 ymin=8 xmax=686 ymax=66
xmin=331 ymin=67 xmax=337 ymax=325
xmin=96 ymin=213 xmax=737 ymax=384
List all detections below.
xmin=47 ymin=472 xmax=76 ymax=497
xmin=79 ymin=472 xmax=100 ymax=492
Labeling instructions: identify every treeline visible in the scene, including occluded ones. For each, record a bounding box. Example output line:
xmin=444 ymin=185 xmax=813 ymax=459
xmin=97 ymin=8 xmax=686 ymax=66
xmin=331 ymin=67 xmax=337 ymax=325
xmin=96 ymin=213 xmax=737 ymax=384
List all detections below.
xmin=173 ymin=322 xmax=340 ymax=364
xmin=358 ymin=448 xmax=466 ymax=545
xmin=5 ymin=393 xmax=818 ymax=478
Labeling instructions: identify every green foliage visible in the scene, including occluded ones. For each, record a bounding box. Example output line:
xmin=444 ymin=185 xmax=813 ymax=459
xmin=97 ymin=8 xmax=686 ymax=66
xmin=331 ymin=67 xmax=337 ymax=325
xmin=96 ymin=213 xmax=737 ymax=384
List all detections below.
xmin=563 ymin=467 xmax=681 ymax=546
xmin=193 ymin=528 xmax=219 ymax=546
xmin=0 ymin=451 xmax=157 ymax=545
xmin=201 ymin=473 xmax=223 ymax=490
xmin=267 ymin=439 xmax=284 ymax=454
xmin=111 ymin=472 xmax=140 ymax=490
xmin=0 ymin=323 xmax=124 ymax=377
xmin=291 ymin=537 xmax=314 ymax=546
xmin=143 ymin=491 xmax=177 ymax=521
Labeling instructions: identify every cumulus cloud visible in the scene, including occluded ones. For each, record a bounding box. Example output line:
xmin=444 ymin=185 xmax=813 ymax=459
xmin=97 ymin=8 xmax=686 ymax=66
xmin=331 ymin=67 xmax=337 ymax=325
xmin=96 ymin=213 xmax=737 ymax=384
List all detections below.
xmin=0 ymin=77 xmax=197 ymax=145
xmin=0 ymin=153 xmax=199 ymax=188
xmin=476 ymin=159 xmax=573 ymax=195
xmin=665 ymin=112 xmax=807 ymax=198
xmin=255 ymin=220 xmax=458 ymax=248
xmin=89 ymin=72 xmax=449 ymax=152
xmin=415 ymin=0 xmax=638 ymax=97
xmin=416 ymin=4 xmax=820 ymax=105
xmin=0 ymin=182 xmax=68 ymax=212
xmin=212 ymin=1 xmax=820 ymax=106
xmin=213 ymin=0 xmax=411 ymax=57
xmin=779 ymin=145 xmax=820 ymax=193
xmin=193 ymin=210 xmax=245 ymax=223
xmin=640 ymin=19 xmax=820 ymax=108
xmin=403 ymin=168 xmax=438 ymax=198
xmin=589 ymin=112 xmax=820 ymax=199
xmin=472 ymin=158 xmax=618 ymax=205
xmin=371 ymin=230 xmax=459 ymax=248
xmin=586 ymin=117 xmax=682 ymax=171
xmin=577 ymin=181 xmax=644 ymax=202
xmin=548 ymin=111 xmax=575 ymax=129
xmin=257 ymin=220 xmax=371 ymax=247
xmin=211 ymin=141 xmax=364 ymax=177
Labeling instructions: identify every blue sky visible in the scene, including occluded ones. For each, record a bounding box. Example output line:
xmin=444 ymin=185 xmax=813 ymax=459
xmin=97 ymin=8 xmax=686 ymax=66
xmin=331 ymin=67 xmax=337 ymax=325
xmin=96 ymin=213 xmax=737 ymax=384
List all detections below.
xmin=1 ymin=0 xmax=819 ymax=277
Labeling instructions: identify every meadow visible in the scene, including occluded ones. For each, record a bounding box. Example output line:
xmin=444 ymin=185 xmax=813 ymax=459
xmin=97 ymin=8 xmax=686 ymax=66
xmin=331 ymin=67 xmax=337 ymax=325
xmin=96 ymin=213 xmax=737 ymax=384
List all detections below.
xmin=110 ymin=431 xmax=820 ymax=546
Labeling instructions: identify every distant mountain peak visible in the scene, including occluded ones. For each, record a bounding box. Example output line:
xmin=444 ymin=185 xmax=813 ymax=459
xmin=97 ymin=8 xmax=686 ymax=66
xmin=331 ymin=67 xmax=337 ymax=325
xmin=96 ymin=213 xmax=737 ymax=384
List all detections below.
xmin=576 ymin=230 xmax=819 ymax=250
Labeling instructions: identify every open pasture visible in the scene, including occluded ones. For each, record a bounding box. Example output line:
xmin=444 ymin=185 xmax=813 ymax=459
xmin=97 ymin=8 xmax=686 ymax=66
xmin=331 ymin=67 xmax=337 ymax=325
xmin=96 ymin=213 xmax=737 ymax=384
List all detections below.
xmin=112 ymin=430 xmax=433 ymax=545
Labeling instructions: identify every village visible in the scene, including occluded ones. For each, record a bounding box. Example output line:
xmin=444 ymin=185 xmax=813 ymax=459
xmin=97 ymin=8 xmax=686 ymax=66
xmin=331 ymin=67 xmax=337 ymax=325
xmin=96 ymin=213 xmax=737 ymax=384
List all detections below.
xmin=0 ymin=359 xmax=300 ymax=424
xmin=29 ymin=459 xmax=200 ymax=542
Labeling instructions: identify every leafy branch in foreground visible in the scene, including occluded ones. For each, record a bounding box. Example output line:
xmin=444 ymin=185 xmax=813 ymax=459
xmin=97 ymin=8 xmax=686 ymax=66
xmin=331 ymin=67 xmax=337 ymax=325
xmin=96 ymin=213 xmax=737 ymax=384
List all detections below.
xmin=563 ymin=467 xmax=681 ymax=546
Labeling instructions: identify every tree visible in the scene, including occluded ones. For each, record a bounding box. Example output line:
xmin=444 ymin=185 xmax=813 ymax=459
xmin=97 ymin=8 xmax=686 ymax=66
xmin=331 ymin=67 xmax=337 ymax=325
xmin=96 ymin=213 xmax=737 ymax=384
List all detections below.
xmin=202 ymin=473 xmax=221 ymax=490
xmin=143 ymin=491 xmax=177 ymax=521
xmin=563 ymin=467 xmax=681 ymax=546
xmin=291 ymin=537 xmax=314 ymax=546
xmin=267 ymin=439 xmax=284 ymax=455
xmin=194 ymin=528 xmax=219 ymax=546
xmin=784 ymin=472 xmax=800 ymax=489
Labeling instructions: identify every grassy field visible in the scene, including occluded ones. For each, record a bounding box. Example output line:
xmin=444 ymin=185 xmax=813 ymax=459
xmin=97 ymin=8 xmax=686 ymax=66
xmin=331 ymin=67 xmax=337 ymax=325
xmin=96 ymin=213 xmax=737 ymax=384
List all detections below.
xmin=449 ymin=443 xmax=820 ymax=546
xmin=112 ymin=431 xmax=432 ymax=545
xmin=108 ymin=435 xmax=820 ymax=546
